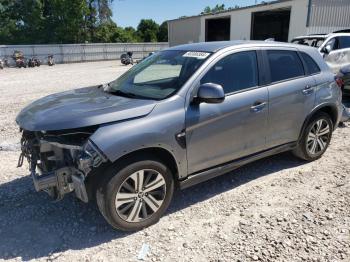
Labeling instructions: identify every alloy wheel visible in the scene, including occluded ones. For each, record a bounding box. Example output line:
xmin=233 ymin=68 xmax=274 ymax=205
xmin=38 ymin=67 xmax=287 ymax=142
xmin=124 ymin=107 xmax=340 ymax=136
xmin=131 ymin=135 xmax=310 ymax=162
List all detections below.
xmin=115 ymin=169 xmax=166 ymax=223
xmin=307 ymin=119 xmax=330 ymax=155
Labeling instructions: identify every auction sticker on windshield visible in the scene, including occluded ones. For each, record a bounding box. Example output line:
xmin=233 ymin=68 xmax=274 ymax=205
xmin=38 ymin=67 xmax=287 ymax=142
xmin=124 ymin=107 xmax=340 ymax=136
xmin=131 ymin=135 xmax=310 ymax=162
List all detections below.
xmin=183 ymin=51 xmax=210 ymax=59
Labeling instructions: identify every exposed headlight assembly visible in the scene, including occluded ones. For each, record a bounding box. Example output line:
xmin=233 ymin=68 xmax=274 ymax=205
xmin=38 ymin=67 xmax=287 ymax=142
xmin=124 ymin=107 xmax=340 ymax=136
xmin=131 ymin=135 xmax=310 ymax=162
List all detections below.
xmin=77 ymin=140 xmax=107 ymax=175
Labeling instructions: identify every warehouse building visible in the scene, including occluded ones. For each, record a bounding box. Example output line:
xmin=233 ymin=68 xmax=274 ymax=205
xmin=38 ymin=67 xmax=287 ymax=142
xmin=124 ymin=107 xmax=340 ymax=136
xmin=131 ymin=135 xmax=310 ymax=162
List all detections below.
xmin=167 ymin=0 xmax=350 ymax=46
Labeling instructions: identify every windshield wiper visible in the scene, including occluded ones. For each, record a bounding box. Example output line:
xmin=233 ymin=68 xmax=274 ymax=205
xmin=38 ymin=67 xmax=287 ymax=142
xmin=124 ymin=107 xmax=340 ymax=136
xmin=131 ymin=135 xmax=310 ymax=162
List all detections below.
xmin=109 ymin=90 xmax=139 ymax=98
xmin=108 ymin=89 xmax=156 ymax=100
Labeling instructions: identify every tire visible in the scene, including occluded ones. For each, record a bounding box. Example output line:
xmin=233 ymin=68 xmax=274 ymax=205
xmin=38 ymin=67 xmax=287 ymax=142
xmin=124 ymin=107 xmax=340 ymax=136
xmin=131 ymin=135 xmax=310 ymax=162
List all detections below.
xmin=96 ymin=155 xmax=174 ymax=231
xmin=293 ymin=112 xmax=333 ymax=161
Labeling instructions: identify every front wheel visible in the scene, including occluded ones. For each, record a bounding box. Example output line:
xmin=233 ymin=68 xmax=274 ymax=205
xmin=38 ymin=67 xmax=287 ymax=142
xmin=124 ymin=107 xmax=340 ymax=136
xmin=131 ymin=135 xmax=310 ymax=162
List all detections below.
xmin=96 ymin=156 xmax=174 ymax=231
xmin=293 ymin=112 xmax=333 ymax=161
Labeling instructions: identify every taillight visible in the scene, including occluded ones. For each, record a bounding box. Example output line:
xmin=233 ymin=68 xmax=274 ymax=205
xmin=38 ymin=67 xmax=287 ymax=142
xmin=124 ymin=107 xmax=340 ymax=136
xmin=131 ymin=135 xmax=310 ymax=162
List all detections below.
xmin=335 ymin=77 xmax=344 ymax=88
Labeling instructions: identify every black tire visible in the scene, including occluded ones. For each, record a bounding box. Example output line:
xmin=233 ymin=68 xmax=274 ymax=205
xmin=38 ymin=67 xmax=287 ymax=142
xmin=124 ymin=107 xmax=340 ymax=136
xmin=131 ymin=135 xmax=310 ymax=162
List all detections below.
xmin=293 ymin=112 xmax=333 ymax=161
xmin=96 ymin=155 xmax=174 ymax=231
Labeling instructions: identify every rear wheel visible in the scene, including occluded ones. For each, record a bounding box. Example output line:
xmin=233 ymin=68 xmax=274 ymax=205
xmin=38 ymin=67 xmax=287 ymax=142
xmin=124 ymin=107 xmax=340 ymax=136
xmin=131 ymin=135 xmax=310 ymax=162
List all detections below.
xmin=96 ymin=156 xmax=174 ymax=231
xmin=293 ymin=112 xmax=333 ymax=161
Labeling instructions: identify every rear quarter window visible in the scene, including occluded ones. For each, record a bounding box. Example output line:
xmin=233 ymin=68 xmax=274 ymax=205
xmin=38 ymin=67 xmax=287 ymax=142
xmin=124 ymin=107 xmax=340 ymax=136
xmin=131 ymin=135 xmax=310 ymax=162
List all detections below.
xmin=338 ymin=36 xmax=350 ymax=49
xmin=267 ymin=50 xmax=305 ymax=83
xmin=300 ymin=52 xmax=321 ymax=75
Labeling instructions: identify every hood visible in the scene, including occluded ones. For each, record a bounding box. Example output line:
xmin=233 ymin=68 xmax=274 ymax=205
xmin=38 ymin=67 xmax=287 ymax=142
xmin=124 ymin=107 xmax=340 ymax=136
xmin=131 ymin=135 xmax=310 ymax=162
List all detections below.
xmin=16 ymin=86 xmax=156 ymax=131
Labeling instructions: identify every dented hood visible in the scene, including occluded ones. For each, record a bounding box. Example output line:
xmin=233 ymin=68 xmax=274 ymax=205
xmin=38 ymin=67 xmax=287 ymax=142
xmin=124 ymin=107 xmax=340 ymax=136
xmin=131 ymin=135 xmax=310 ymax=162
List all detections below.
xmin=16 ymin=86 xmax=156 ymax=131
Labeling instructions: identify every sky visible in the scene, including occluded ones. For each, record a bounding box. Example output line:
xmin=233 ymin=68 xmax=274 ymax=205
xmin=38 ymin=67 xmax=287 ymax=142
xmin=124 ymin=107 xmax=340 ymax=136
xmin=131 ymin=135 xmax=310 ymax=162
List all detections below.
xmin=112 ymin=0 xmax=271 ymax=28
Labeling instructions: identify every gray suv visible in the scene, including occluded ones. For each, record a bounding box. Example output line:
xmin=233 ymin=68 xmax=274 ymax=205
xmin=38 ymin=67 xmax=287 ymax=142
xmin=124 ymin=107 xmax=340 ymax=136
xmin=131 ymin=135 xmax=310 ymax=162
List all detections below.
xmin=16 ymin=41 xmax=343 ymax=231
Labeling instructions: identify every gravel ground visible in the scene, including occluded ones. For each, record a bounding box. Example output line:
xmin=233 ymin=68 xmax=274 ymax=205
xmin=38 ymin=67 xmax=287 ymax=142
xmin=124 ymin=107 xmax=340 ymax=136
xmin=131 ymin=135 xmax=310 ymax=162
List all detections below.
xmin=0 ymin=61 xmax=349 ymax=262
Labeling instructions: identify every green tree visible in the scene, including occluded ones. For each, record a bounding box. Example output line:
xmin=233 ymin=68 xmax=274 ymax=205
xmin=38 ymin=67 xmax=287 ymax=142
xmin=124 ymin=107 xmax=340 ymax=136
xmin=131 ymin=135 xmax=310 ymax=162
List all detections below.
xmin=123 ymin=26 xmax=138 ymax=42
xmin=0 ymin=0 xmax=21 ymax=44
xmin=201 ymin=4 xmax=226 ymax=14
xmin=86 ymin=0 xmax=114 ymax=41
xmin=157 ymin=21 xmax=168 ymax=42
xmin=0 ymin=0 xmax=169 ymax=44
xmin=136 ymin=19 xmax=159 ymax=42
xmin=94 ymin=20 xmax=118 ymax=42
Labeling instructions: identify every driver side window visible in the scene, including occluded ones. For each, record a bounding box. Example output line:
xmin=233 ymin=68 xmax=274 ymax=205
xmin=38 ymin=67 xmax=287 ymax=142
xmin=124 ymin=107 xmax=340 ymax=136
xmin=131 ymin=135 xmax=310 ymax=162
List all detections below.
xmin=200 ymin=51 xmax=259 ymax=94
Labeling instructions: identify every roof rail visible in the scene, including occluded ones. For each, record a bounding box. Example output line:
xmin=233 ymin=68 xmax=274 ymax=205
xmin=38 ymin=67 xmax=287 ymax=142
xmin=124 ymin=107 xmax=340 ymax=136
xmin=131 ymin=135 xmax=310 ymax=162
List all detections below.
xmin=333 ymin=29 xmax=350 ymax=33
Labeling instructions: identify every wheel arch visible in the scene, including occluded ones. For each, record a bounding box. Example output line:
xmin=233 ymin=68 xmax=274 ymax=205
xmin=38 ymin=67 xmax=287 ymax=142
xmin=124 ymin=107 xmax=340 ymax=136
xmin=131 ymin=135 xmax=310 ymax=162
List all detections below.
xmin=85 ymin=146 xmax=180 ymax=199
xmin=110 ymin=147 xmax=179 ymax=179
xmin=299 ymin=104 xmax=338 ymax=142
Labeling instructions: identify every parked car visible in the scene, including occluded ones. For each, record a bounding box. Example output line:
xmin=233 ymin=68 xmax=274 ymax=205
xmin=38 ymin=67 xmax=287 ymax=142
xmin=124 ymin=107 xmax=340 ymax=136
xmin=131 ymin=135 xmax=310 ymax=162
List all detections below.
xmin=292 ymin=33 xmax=350 ymax=95
xmin=291 ymin=35 xmax=326 ymax=49
xmin=16 ymin=41 xmax=343 ymax=231
xmin=292 ymin=32 xmax=350 ymax=56
xmin=337 ymin=64 xmax=350 ymax=96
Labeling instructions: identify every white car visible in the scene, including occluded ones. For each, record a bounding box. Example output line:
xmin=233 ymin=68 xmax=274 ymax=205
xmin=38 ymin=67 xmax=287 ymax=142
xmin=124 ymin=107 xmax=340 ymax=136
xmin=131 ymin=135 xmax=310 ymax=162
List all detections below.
xmin=291 ymin=32 xmax=350 ymax=56
xmin=292 ymin=32 xmax=350 ymax=96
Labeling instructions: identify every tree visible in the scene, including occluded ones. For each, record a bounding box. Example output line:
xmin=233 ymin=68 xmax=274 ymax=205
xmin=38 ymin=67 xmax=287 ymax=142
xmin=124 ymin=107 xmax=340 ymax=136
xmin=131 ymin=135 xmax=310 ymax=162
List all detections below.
xmin=96 ymin=0 xmax=113 ymax=22
xmin=123 ymin=26 xmax=138 ymax=42
xmin=157 ymin=21 xmax=168 ymax=42
xmin=0 ymin=0 xmax=168 ymax=44
xmin=94 ymin=20 xmax=118 ymax=42
xmin=136 ymin=19 xmax=159 ymax=42
xmin=201 ymin=4 xmax=226 ymax=14
xmin=0 ymin=0 xmax=22 ymax=44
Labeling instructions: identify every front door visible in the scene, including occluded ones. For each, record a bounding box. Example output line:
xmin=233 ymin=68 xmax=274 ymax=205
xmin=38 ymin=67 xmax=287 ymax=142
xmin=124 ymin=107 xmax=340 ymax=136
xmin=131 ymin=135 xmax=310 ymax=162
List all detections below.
xmin=185 ymin=50 xmax=269 ymax=174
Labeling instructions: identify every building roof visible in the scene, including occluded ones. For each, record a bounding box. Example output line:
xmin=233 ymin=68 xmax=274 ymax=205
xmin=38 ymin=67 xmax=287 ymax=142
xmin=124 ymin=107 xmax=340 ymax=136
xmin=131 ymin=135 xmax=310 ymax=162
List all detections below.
xmin=167 ymin=0 xmax=292 ymax=23
xmin=167 ymin=40 xmax=305 ymax=52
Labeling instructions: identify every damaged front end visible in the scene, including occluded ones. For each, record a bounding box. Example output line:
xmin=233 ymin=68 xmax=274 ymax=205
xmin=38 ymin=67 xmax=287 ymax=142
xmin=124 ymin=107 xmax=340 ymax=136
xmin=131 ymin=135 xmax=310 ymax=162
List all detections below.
xmin=17 ymin=127 xmax=107 ymax=202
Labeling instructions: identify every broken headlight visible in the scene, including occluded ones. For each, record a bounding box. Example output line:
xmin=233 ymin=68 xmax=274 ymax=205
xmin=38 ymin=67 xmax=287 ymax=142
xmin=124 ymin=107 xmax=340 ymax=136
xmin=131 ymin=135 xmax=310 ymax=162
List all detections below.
xmin=77 ymin=140 xmax=107 ymax=175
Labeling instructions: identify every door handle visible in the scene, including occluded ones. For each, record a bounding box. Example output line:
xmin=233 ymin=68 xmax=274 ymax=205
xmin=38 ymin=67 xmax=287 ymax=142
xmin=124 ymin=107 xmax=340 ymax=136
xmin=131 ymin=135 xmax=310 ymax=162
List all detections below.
xmin=250 ymin=101 xmax=267 ymax=113
xmin=302 ymin=85 xmax=314 ymax=95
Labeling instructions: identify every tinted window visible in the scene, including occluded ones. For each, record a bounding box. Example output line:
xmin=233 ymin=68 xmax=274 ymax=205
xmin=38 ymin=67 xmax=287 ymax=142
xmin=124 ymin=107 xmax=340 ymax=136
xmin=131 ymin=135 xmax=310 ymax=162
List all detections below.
xmin=267 ymin=50 xmax=304 ymax=82
xmin=325 ymin=38 xmax=339 ymax=51
xmin=338 ymin=36 xmax=350 ymax=49
xmin=300 ymin=52 xmax=320 ymax=75
xmin=201 ymin=51 xmax=258 ymax=94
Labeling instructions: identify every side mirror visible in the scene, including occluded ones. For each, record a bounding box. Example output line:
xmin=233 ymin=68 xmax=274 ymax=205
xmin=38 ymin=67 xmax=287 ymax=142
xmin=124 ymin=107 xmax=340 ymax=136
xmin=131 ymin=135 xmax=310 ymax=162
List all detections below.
xmin=323 ymin=45 xmax=332 ymax=54
xmin=195 ymin=83 xmax=225 ymax=104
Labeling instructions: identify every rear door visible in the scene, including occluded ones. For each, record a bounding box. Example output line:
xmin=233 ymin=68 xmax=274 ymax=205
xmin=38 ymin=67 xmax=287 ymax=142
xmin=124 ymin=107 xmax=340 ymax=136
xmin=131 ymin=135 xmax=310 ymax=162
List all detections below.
xmin=264 ymin=48 xmax=316 ymax=147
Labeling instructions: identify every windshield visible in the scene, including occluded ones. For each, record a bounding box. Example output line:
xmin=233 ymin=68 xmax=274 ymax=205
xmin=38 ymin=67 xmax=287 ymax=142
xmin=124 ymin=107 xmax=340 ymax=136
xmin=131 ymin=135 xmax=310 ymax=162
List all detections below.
xmin=107 ymin=50 xmax=211 ymax=100
xmin=292 ymin=38 xmax=325 ymax=48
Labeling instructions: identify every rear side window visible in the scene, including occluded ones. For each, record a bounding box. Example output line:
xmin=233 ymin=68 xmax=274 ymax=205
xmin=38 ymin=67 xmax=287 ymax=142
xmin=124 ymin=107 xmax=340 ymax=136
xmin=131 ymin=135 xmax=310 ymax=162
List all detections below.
xmin=201 ymin=51 xmax=258 ymax=94
xmin=267 ymin=50 xmax=304 ymax=83
xmin=300 ymin=52 xmax=321 ymax=75
xmin=338 ymin=36 xmax=350 ymax=49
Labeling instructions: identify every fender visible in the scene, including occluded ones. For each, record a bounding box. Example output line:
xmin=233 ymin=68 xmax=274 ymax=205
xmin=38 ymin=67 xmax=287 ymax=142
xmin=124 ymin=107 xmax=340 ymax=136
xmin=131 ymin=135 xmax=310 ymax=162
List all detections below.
xmin=89 ymin=96 xmax=188 ymax=178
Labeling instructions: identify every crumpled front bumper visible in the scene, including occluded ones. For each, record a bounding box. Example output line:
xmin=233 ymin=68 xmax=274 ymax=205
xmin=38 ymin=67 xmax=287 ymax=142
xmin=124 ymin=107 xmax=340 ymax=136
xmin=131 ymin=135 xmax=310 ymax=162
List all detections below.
xmin=30 ymin=162 xmax=89 ymax=202
xmin=19 ymin=129 xmax=107 ymax=203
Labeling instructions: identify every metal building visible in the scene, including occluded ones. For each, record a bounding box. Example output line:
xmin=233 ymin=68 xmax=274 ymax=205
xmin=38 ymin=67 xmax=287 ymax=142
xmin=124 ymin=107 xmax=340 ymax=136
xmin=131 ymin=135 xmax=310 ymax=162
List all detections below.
xmin=167 ymin=0 xmax=350 ymax=46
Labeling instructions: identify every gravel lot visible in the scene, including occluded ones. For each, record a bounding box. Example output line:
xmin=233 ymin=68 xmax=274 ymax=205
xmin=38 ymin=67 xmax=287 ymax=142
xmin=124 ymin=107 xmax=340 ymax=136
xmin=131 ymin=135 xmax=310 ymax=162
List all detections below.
xmin=0 ymin=61 xmax=349 ymax=262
